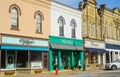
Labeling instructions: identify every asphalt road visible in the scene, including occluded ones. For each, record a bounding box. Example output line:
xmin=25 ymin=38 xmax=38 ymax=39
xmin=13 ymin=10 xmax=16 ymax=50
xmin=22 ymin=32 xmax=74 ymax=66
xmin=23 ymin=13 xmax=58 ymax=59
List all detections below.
xmin=70 ymin=70 xmax=120 ymax=77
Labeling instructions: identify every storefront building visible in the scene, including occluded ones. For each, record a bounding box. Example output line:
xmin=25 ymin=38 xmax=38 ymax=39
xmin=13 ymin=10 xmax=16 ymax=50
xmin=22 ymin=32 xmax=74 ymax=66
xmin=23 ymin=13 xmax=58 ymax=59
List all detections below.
xmin=50 ymin=1 xmax=83 ymax=71
xmin=106 ymin=43 xmax=120 ymax=63
xmin=0 ymin=0 xmax=51 ymax=75
xmin=84 ymin=39 xmax=107 ymax=69
xmin=49 ymin=36 xmax=84 ymax=71
xmin=1 ymin=35 xmax=49 ymax=73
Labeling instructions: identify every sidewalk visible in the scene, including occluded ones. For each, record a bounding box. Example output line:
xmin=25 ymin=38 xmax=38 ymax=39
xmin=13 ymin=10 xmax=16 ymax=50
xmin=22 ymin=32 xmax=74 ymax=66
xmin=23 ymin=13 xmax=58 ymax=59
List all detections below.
xmin=1 ymin=69 xmax=105 ymax=77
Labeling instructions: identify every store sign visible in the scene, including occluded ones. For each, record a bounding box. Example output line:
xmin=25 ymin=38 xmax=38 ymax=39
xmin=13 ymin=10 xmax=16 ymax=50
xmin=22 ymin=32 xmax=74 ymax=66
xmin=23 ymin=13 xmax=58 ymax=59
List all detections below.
xmin=50 ymin=36 xmax=83 ymax=46
xmin=61 ymin=39 xmax=73 ymax=45
xmin=19 ymin=38 xmax=34 ymax=45
xmin=2 ymin=36 xmax=48 ymax=47
xmin=85 ymin=40 xmax=105 ymax=49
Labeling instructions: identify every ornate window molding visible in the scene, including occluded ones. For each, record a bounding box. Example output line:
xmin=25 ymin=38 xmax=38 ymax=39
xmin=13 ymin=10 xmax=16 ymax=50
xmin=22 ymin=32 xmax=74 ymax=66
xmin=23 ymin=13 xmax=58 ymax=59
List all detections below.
xmin=58 ymin=16 xmax=66 ymax=25
xmin=9 ymin=4 xmax=21 ymax=15
xmin=83 ymin=20 xmax=86 ymax=35
xmin=109 ymin=23 xmax=113 ymax=38
xmin=97 ymin=24 xmax=100 ymax=37
xmin=34 ymin=10 xmax=44 ymax=33
xmin=70 ymin=19 xmax=77 ymax=38
xmin=9 ymin=4 xmax=21 ymax=30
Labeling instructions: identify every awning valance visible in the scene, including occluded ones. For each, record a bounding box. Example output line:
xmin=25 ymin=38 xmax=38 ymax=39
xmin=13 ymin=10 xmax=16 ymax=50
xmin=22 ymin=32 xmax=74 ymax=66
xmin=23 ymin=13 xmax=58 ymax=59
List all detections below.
xmin=50 ymin=44 xmax=83 ymax=50
xmin=1 ymin=45 xmax=49 ymax=51
xmin=106 ymin=43 xmax=120 ymax=50
xmin=88 ymin=48 xmax=107 ymax=53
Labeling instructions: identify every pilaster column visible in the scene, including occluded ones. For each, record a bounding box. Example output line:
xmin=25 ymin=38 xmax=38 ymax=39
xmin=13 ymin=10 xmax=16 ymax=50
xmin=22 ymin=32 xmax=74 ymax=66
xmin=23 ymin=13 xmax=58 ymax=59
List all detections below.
xmin=57 ymin=50 xmax=61 ymax=70
xmin=80 ymin=51 xmax=85 ymax=70
xmin=49 ymin=49 xmax=53 ymax=71
xmin=71 ymin=51 xmax=74 ymax=67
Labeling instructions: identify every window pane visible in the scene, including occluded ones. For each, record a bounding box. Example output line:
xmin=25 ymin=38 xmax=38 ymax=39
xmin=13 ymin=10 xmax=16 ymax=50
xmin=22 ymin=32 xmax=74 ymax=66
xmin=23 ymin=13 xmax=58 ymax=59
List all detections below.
xmin=59 ymin=19 xmax=64 ymax=36
xmin=36 ymin=14 xmax=41 ymax=32
xmin=11 ymin=8 xmax=18 ymax=29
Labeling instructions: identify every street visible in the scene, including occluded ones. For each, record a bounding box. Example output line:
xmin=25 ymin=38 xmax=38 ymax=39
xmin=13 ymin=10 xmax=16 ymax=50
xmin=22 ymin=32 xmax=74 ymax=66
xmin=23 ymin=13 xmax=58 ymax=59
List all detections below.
xmin=70 ymin=70 xmax=120 ymax=77
xmin=1 ymin=69 xmax=120 ymax=77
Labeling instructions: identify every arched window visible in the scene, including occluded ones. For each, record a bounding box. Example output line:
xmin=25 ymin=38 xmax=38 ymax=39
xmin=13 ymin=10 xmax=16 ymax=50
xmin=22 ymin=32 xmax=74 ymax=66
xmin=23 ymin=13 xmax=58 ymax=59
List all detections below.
xmin=109 ymin=23 xmax=113 ymax=38
xmin=104 ymin=22 xmax=107 ymax=37
xmin=92 ymin=23 xmax=95 ymax=36
xmin=58 ymin=16 xmax=65 ymax=36
xmin=97 ymin=24 xmax=100 ymax=37
xmin=89 ymin=22 xmax=92 ymax=36
xmin=9 ymin=4 xmax=21 ymax=30
xmin=89 ymin=22 xmax=95 ymax=37
xmin=70 ymin=19 xmax=77 ymax=38
xmin=34 ymin=10 xmax=44 ymax=33
xmin=119 ymin=28 xmax=120 ymax=39
xmin=83 ymin=20 xmax=86 ymax=35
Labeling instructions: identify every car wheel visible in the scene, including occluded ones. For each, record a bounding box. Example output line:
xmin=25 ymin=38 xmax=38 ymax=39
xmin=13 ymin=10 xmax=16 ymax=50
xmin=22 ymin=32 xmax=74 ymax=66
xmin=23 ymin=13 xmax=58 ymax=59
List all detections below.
xmin=111 ymin=65 xmax=117 ymax=70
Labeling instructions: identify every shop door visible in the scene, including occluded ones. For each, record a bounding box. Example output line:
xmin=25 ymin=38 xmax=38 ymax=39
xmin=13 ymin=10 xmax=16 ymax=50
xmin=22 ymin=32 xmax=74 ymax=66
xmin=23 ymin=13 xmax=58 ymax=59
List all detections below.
xmin=43 ymin=53 xmax=48 ymax=70
xmin=6 ymin=54 xmax=14 ymax=69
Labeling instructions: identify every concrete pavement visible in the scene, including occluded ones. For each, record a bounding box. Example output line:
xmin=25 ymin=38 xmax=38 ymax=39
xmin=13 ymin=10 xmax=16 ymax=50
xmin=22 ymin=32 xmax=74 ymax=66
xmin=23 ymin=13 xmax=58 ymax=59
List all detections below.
xmin=1 ymin=68 xmax=119 ymax=77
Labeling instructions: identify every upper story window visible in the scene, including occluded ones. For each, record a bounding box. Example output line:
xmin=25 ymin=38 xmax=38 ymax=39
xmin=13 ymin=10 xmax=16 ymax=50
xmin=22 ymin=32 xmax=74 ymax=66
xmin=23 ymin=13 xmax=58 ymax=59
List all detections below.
xmin=83 ymin=20 xmax=86 ymax=35
xmin=89 ymin=22 xmax=95 ymax=37
xmin=92 ymin=23 xmax=95 ymax=37
xmin=9 ymin=4 xmax=21 ymax=30
xmin=104 ymin=22 xmax=107 ymax=37
xmin=109 ymin=23 xmax=113 ymax=38
xmin=119 ymin=28 xmax=120 ymax=39
xmin=58 ymin=16 xmax=65 ymax=36
xmin=70 ymin=19 xmax=77 ymax=38
xmin=97 ymin=24 xmax=100 ymax=37
xmin=34 ymin=10 xmax=44 ymax=33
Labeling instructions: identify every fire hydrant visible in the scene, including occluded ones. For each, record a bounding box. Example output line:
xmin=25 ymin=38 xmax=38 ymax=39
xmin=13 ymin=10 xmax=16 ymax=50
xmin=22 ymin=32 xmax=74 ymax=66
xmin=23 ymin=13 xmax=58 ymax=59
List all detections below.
xmin=55 ymin=67 xmax=58 ymax=75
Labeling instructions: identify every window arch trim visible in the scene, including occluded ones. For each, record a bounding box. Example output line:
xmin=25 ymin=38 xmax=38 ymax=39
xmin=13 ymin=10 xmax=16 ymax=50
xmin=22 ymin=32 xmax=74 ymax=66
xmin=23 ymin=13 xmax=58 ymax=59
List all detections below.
xmin=58 ymin=16 xmax=66 ymax=25
xmin=9 ymin=4 xmax=21 ymax=15
xmin=70 ymin=19 xmax=77 ymax=27
xmin=34 ymin=10 xmax=44 ymax=20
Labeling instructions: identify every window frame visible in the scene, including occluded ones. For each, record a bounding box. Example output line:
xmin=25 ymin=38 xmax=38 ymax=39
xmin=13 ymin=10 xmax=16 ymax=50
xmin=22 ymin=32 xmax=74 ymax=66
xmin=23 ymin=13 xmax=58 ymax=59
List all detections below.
xmin=70 ymin=19 xmax=77 ymax=38
xmin=34 ymin=10 xmax=44 ymax=34
xmin=58 ymin=16 xmax=66 ymax=37
xmin=9 ymin=4 xmax=21 ymax=30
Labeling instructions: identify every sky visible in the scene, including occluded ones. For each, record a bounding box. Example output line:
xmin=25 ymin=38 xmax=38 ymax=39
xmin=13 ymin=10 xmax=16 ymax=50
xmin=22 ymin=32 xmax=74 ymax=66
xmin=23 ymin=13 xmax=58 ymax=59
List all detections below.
xmin=54 ymin=0 xmax=120 ymax=9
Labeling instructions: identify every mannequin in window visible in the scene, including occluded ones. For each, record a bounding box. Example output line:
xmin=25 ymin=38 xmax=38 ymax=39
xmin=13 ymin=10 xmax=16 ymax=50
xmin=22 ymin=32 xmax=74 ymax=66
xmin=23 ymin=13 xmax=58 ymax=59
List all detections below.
xmin=78 ymin=59 xmax=81 ymax=70
xmin=8 ymin=56 xmax=13 ymax=64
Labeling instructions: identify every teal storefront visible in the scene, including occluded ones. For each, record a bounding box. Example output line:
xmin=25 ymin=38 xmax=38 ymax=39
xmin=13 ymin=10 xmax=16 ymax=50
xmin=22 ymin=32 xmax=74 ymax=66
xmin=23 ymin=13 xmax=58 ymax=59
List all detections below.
xmin=1 ymin=35 xmax=49 ymax=74
xmin=49 ymin=36 xmax=84 ymax=71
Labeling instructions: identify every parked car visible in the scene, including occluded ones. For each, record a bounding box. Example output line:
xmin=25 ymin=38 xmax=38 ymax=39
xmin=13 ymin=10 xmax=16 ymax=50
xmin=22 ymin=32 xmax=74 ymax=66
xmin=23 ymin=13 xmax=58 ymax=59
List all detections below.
xmin=105 ymin=59 xmax=120 ymax=70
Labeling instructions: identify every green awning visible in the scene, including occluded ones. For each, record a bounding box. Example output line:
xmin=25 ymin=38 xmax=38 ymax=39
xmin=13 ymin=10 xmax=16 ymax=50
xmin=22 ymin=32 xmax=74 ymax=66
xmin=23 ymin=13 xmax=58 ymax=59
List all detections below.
xmin=50 ymin=44 xmax=83 ymax=50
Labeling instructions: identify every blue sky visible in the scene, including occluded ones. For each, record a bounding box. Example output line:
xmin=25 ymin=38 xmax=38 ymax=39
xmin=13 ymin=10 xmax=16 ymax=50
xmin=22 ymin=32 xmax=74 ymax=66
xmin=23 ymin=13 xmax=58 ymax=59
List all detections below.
xmin=55 ymin=0 xmax=120 ymax=9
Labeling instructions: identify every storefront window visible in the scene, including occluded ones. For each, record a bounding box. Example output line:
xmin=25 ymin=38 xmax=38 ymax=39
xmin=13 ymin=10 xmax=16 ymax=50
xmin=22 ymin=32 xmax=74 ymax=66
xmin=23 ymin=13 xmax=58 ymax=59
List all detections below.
xmin=61 ymin=53 xmax=66 ymax=66
xmin=17 ymin=50 xmax=28 ymax=68
xmin=31 ymin=51 xmax=42 ymax=69
xmin=1 ymin=50 xmax=15 ymax=69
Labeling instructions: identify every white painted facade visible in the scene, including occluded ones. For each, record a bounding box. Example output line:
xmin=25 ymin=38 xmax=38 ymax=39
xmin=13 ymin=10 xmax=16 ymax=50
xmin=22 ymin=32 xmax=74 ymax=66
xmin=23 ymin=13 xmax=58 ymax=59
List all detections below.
xmin=50 ymin=1 xmax=82 ymax=40
xmin=105 ymin=38 xmax=120 ymax=63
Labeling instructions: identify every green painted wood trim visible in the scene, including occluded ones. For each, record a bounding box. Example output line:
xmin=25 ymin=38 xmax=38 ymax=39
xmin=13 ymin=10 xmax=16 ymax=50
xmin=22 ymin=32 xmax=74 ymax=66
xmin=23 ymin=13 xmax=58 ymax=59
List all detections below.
xmin=49 ymin=36 xmax=83 ymax=46
xmin=71 ymin=51 xmax=74 ymax=67
xmin=80 ymin=51 xmax=85 ymax=70
xmin=57 ymin=50 xmax=61 ymax=70
xmin=49 ymin=49 xmax=53 ymax=71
